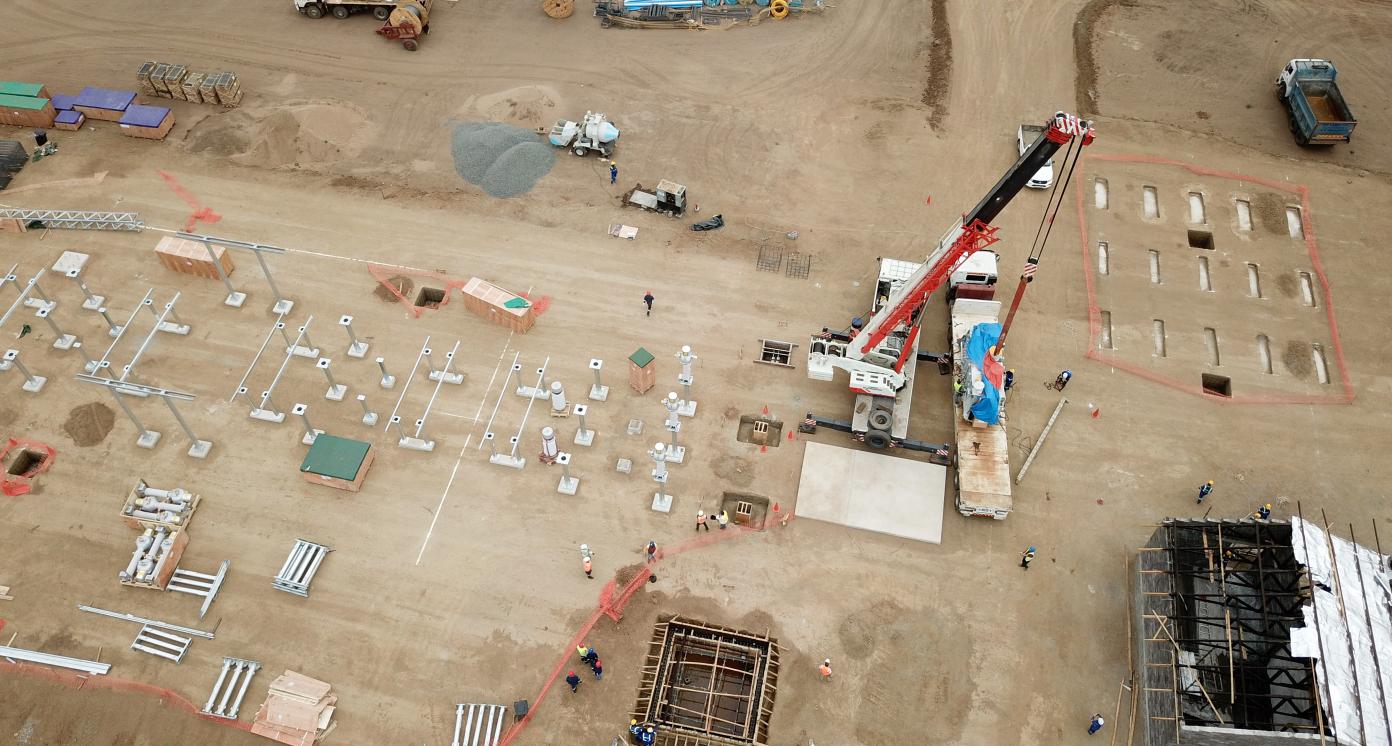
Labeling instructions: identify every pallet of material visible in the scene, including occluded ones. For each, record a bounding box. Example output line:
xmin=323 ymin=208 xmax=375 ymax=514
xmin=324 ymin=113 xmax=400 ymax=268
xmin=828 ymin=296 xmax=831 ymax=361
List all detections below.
xmin=148 ymin=63 xmax=171 ymax=95
xmin=119 ymin=528 xmax=189 ymax=591
xmin=0 ymin=93 xmax=56 ymax=128
xmin=180 ymin=73 xmax=205 ymax=104
xmin=135 ymin=61 xmax=158 ymax=95
xmin=163 ymin=66 xmax=188 ymax=100
xmin=0 ymin=81 xmax=51 ymax=100
xmin=460 ymin=277 xmax=536 ymax=334
xmin=50 ymin=93 xmax=76 ymax=111
xmin=251 ymin=671 xmax=337 ymax=745
xmin=74 ymin=87 xmax=135 ymax=122
xmin=53 ymin=110 xmax=83 ymax=131
xmin=154 ymin=234 xmax=236 ymax=278
xmin=118 ymin=105 xmax=174 ymax=141
xmin=120 ymin=480 xmax=202 ymax=530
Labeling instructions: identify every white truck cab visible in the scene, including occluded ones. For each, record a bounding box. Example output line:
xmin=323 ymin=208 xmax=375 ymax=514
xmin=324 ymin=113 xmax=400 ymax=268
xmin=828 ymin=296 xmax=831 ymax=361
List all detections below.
xmin=1017 ymin=124 xmax=1054 ymax=189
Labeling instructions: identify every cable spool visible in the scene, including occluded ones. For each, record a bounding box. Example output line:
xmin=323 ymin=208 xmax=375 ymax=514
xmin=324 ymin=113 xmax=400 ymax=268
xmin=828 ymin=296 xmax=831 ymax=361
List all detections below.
xmin=771 ymin=0 xmax=790 ymax=18
xmin=542 ymin=0 xmax=574 ymax=18
xmin=389 ymin=3 xmax=424 ymax=33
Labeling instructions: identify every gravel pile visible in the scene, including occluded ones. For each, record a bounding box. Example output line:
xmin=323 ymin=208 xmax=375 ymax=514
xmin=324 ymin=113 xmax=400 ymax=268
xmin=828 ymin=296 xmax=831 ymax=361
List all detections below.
xmin=451 ymin=122 xmax=556 ymax=198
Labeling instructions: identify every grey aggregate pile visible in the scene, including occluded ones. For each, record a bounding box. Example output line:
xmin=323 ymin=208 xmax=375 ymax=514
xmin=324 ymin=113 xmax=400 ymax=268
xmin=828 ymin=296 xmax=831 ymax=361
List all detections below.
xmin=451 ymin=122 xmax=556 ymax=198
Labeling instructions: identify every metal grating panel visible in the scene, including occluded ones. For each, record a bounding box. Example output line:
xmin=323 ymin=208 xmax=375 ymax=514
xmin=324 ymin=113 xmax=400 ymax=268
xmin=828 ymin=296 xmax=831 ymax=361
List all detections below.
xmin=785 ymin=252 xmax=811 ymax=279
xmin=755 ymin=245 xmax=782 ymax=273
xmin=273 ymin=539 xmax=330 ymax=597
xmin=131 ymin=624 xmax=191 ymax=663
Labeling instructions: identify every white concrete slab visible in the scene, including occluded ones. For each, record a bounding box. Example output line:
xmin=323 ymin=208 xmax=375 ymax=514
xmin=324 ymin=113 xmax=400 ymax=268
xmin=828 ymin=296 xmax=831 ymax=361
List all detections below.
xmin=794 ymin=441 xmax=947 ymax=544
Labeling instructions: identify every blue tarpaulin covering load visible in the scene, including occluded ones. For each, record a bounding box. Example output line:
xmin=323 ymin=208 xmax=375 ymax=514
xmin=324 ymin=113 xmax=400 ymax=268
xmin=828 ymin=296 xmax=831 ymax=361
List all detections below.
xmin=964 ymin=322 xmax=1005 ymax=425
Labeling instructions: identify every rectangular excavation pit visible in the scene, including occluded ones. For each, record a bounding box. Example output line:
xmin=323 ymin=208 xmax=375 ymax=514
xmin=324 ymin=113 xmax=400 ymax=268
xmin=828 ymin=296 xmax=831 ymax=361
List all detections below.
xmin=1247 ymin=264 xmax=1262 ymax=298
xmin=1094 ymin=178 xmax=1109 ymax=210
xmin=1096 ymin=241 xmax=1109 ymax=275
xmin=1148 ymin=250 xmax=1161 ymax=284
xmin=6 ymin=449 xmax=47 ymax=477
xmin=1197 ymin=257 xmax=1212 ymax=291
xmin=1257 ymin=334 xmax=1273 ymax=374
xmin=756 ymin=339 xmax=797 ymax=368
xmin=1142 ymin=185 xmax=1159 ymax=218
xmin=414 ymin=286 xmax=446 ymax=309
xmin=1201 ymin=373 xmax=1232 ymax=398
xmin=1099 ymin=310 xmax=1113 ymax=349
xmin=1187 ymin=230 xmax=1214 ymax=251
xmin=633 ymin=617 xmax=779 ymax=745
xmin=1312 ymin=343 xmax=1330 ymax=384
xmin=1299 ymin=272 xmax=1317 ymax=307
xmin=1152 ymin=320 xmax=1167 ymax=357
xmin=736 ymin=415 xmax=783 ymax=447
xmin=719 ymin=491 xmax=770 ymax=528
xmin=1286 ymin=206 xmax=1304 ymax=238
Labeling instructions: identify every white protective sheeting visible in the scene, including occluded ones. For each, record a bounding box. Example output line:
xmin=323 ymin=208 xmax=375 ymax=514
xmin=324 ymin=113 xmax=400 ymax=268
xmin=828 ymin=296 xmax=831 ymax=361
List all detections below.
xmin=1290 ymin=516 xmax=1392 ymax=746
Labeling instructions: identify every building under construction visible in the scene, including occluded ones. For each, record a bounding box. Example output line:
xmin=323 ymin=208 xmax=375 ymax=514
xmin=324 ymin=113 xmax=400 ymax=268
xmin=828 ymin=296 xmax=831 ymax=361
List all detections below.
xmin=631 ymin=616 xmax=780 ymax=746
xmin=1134 ymin=516 xmax=1392 ymax=745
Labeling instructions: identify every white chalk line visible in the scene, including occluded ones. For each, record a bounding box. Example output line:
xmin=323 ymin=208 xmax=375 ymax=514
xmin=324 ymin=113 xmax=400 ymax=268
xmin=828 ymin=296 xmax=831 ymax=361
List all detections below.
xmin=414 ymin=433 xmax=471 ymax=566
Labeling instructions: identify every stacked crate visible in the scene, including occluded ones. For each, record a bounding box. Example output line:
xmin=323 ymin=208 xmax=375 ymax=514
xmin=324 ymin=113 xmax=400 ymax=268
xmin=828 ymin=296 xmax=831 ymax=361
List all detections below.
xmin=136 ymin=61 xmax=242 ymax=107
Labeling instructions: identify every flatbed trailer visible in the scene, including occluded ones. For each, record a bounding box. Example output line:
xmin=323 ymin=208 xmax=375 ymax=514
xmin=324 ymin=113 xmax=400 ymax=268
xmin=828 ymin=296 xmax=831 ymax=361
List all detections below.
xmin=949 ymin=298 xmax=1011 ymax=519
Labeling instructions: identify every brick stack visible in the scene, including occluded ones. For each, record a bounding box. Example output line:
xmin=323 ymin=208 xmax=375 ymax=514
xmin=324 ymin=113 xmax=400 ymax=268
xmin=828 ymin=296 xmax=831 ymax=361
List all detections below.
xmin=137 ymin=61 xmax=242 ymax=107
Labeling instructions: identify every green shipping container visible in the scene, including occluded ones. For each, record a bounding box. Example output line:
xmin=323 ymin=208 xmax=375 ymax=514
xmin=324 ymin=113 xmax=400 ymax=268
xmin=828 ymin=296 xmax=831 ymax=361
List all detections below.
xmin=0 ymin=93 xmax=50 ymax=110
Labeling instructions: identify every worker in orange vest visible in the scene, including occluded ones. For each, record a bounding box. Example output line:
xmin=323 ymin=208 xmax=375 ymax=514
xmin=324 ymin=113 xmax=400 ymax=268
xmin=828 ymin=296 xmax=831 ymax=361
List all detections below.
xmin=818 ymin=658 xmax=832 ymax=682
xmin=696 ymin=510 xmax=709 ymax=532
xmin=583 ymin=554 xmax=593 ymax=579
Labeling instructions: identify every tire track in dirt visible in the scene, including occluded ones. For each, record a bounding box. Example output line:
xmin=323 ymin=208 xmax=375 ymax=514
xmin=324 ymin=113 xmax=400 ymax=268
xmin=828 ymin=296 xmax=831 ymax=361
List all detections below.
xmin=1072 ymin=0 xmax=1134 ymax=116
xmin=922 ymin=0 xmax=952 ymax=129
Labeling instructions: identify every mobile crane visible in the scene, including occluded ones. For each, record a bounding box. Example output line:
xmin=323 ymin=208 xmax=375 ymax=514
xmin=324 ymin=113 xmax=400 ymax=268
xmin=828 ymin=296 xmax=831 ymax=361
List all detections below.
xmin=805 ymin=111 xmax=1094 ymax=516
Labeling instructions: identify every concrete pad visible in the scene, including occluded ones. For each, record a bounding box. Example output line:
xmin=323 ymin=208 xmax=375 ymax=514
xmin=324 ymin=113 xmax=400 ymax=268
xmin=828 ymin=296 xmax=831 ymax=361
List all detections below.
xmin=795 ymin=441 xmax=946 ymax=544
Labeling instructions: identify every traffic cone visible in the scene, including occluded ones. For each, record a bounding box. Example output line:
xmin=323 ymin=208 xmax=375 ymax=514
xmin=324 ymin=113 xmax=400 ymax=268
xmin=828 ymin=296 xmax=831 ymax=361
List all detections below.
xmin=1091 ymin=407 xmax=1100 ymax=418
xmin=762 ymin=405 xmax=769 ymax=415
xmin=760 ymin=445 xmax=768 ymax=454
xmin=786 ymin=430 xmax=794 ymax=441
xmin=772 ymin=502 xmax=780 ymax=513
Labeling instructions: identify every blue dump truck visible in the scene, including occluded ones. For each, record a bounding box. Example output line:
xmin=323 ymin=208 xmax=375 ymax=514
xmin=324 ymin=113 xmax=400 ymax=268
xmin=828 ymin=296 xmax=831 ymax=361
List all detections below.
xmin=1276 ymin=59 xmax=1356 ymax=146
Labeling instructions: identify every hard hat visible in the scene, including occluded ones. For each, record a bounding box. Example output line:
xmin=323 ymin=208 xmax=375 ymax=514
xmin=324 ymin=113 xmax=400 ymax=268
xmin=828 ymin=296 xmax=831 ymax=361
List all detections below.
xmin=1265 ymin=503 xmax=1272 ymax=509
xmin=646 ymin=726 xmax=655 ymax=732
xmin=610 ymin=160 xmax=616 ymax=165
xmin=580 ymin=543 xmax=589 ymax=551
xmin=698 ymin=510 xmax=704 ymax=517
xmin=568 ymin=669 xmax=576 ymax=675
xmin=1028 ymin=546 xmax=1036 ymax=552
xmin=631 ymin=719 xmax=638 ymax=725
xmin=823 ymin=658 xmax=831 ymax=664
xmin=1207 ymin=480 xmax=1214 ymax=485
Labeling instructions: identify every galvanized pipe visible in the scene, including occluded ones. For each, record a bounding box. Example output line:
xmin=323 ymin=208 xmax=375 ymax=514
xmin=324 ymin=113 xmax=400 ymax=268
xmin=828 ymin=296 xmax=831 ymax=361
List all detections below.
xmin=76 ymin=604 xmax=215 ymax=639
xmin=0 ymin=645 xmax=110 ymax=675
xmin=229 ymin=661 xmax=258 ymax=718
xmin=453 ymin=704 xmax=466 ymax=746
xmin=258 ymin=315 xmax=312 ymax=411
xmin=205 ymin=658 xmax=233 ymax=713
xmin=415 ymin=340 xmax=459 ymax=438
xmin=230 ymin=313 xmax=286 ymax=402
xmin=96 ymin=289 xmax=154 ymax=371
xmin=217 ymin=660 xmax=240 ymax=715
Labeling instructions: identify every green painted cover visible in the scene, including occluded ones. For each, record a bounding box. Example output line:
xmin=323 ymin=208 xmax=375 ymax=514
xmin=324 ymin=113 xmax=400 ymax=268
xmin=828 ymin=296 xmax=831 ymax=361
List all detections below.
xmin=628 ymin=347 xmax=655 ymax=368
xmin=0 ymin=82 xmax=44 ymax=97
xmin=300 ymin=434 xmax=371 ymax=481
xmin=0 ymin=93 xmax=49 ymax=110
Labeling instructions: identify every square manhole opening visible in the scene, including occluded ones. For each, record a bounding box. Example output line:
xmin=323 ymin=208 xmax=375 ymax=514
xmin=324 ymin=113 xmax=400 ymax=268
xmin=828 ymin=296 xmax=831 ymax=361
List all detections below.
xmin=1188 ymin=230 xmax=1215 ymax=251
xmin=1202 ymin=373 xmax=1232 ymax=398
xmin=736 ymin=415 xmax=783 ymax=447
xmin=633 ymin=616 xmax=780 ymax=744
xmin=720 ymin=491 xmax=770 ymax=529
xmin=7 ymin=449 xmax=47 ymax=477
xmin=414 ymin=286 xmax=446 ymax=309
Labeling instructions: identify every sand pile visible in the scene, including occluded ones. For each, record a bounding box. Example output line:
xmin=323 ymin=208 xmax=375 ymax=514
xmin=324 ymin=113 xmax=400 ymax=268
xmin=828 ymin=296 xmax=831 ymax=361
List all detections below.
xmin=186 ymin=101 xmax=374 ymax=169
xmin=451 ymin=122 xmax=555 ymax=198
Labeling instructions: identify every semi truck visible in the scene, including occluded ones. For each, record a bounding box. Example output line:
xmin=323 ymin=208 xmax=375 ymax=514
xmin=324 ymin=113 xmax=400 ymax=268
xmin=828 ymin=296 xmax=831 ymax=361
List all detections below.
xmin=1276 ymin=59 xmax=1356 ymax=146
xmin=295 ymin=0 xmax=399 ymax=20
xmin=805 ymin=111 xmax=1095 ymax=519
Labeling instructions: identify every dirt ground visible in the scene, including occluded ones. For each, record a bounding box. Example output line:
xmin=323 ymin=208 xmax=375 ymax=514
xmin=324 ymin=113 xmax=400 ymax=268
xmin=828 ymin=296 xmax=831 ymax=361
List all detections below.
xmin=2 ymin=0 xmax=1392 ymax=745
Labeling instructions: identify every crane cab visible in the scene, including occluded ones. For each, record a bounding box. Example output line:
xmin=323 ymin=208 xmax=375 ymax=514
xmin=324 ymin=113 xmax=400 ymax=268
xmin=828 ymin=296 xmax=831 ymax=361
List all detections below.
xmin=948 ymin=251 xmax=998 ymax=303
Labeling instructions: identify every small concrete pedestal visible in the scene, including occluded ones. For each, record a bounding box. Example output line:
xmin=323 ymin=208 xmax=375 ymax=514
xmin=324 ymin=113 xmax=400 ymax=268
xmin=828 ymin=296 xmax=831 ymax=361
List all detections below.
xmin=651 ymin=492 xmax=674 ymax=513
xmin=188 ymin=440 xmax=213 ymax=459
xmin=137 ymin=430 xmax=162 ymax=449
xmin=224 ymin=291 xmax=248 ymax=308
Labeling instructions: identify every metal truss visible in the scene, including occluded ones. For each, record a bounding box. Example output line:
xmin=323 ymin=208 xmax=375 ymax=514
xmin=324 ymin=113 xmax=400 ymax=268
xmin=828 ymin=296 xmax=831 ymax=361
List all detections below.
xmin=0 ymin=209 xmax=144 ymax=231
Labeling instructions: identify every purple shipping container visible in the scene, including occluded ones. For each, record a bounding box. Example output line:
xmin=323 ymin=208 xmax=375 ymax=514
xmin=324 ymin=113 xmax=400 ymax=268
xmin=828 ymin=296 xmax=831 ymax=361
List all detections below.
xmin=50 ymin=94 xmax=77 ymax=111
xmin=118 ymin=104 xmax=169 ymax=128
xmin=75 ymin=87 xmax=136 ymax=113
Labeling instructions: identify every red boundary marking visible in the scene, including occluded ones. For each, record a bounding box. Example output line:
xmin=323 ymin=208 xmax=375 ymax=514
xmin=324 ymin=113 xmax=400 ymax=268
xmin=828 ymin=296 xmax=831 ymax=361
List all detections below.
xmin=1075 ymin=152 xmax=1354 ymax=405
xmin=498 ymin=518 xmax=787 ymax=746
xmin=0 ymin=659 xmax=253 ymax=732
xmin=156 ymin=170 xmax=223 ymax=233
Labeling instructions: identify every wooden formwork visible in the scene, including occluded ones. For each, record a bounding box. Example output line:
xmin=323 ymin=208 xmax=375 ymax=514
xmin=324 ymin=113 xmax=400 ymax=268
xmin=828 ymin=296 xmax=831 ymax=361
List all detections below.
xmin=632 ymin=615 xmax=780 ymax=746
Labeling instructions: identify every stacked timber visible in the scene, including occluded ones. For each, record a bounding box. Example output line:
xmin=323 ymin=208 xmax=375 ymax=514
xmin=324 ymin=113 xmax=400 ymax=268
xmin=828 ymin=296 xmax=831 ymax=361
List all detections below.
xmin=461 ymin=277 xmax=536 ymax=333
xmin=251 ymin=671 xmax=337 ymax=745
xmin=136 ymin=62 xmax=242 ymax=107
